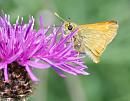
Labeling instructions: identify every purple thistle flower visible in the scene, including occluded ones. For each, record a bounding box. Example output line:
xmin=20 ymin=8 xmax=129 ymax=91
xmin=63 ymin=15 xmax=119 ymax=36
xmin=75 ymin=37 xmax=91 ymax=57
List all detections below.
xmin=0 ymin=14 xmax=89 ymax=82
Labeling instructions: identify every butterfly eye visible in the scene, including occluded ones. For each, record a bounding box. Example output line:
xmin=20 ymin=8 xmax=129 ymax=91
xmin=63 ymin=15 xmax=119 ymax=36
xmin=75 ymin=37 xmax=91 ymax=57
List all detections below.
xmin=68 ymin=24 xmax=73 ymax=30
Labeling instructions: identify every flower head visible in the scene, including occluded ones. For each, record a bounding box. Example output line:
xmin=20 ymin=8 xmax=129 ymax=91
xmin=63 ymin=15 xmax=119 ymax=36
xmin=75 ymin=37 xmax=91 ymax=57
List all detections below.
xmin=0 ymin=14 xmax=89 ymax=82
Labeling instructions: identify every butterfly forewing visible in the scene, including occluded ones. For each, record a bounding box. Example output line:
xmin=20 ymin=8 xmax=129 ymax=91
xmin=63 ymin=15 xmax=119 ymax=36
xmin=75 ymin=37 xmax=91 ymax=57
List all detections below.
xmin=74 ymin=21 xmax=118 ymax=63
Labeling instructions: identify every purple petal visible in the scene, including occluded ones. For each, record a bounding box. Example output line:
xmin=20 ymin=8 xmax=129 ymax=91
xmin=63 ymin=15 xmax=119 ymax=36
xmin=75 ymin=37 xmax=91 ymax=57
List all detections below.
xmin=7 ymin=48 xmax=23 ymax=63
xmin=25 ymin=65 xmax=38 ymax=81
xmin=27 ymin=60 xmax=50 ymax=69
xmin=4 ymin=64 xmax=8 ymax=81
xmin=41 ymin=58 xmax=77 ymax=75
xmin=51 ymin=66 xmax=66 ymax=78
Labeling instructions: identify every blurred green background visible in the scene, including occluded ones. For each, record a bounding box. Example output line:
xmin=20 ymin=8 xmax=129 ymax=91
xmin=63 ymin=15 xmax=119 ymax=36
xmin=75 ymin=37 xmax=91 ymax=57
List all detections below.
xmin=0 ymin=0 xmax=130 ymax=101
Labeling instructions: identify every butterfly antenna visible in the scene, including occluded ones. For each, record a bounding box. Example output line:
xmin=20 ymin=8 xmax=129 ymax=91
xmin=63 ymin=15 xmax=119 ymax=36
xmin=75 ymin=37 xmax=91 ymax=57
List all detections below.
xmin=54 ymin=12 xmax=66 ymax=22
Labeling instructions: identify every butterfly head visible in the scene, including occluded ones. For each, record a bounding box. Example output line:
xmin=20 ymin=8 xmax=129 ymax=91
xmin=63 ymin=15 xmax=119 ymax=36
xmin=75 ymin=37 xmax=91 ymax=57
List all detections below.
xmin=54 ymin=12 xmax=78 ymax=34
xmin=63 ymin=21 xmax=77 ymax=34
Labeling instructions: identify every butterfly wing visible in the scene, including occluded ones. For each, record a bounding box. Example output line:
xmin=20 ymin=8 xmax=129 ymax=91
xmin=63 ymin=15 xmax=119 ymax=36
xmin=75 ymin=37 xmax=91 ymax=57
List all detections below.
xmin=73 ymin=21 xmax=118 ymax=63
